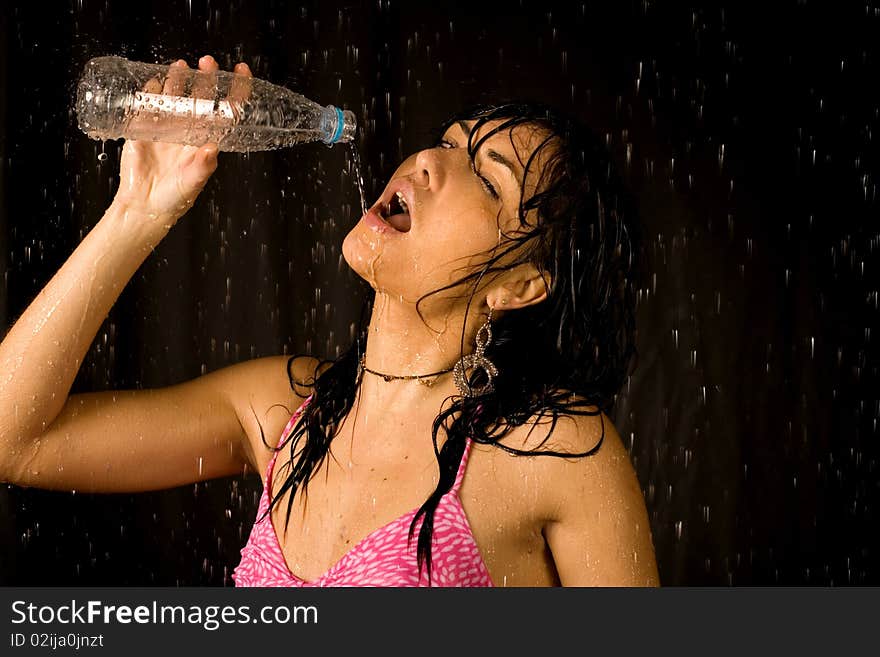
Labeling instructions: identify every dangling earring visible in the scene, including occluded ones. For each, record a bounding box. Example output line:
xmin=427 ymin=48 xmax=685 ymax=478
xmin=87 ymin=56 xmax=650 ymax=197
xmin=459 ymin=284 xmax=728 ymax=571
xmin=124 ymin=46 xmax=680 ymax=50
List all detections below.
xmin=453 ymin=307 xmax=499 ymax=397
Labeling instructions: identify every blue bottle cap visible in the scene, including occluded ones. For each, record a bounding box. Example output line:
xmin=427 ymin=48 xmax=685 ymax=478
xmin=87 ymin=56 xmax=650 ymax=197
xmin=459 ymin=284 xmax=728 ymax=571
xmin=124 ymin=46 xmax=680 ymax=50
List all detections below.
xmin=329 ymin=106 xmax=344 ymax=144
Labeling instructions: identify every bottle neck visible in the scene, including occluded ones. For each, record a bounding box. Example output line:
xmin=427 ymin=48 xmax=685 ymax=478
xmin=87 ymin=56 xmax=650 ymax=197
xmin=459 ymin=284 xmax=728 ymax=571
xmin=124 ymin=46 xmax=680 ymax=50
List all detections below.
xmin=321 ymin=106 xmax=356 ymax=145
xmin=322 ymin=106 xmax=345 ymax=144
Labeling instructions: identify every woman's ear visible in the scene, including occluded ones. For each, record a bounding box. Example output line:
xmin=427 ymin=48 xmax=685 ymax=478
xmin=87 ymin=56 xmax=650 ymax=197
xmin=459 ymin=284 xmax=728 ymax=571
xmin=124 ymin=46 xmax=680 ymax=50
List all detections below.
xmin=486 ymin=264 xmax=551 ymax=310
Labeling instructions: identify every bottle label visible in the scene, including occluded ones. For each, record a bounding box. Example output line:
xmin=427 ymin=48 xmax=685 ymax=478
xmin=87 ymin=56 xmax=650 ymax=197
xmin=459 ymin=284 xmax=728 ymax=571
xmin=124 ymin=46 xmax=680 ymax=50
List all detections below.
xmin=130 ymin=92 xmax=239 ymax=122
xmin=118 ymin=91 xmax=240 ymax=144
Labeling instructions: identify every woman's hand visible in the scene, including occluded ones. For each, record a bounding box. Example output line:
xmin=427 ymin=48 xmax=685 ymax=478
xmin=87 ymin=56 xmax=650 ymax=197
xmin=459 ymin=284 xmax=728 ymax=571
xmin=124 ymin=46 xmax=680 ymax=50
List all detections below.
xmin=111 ymin=55 xmax=253 ymax=227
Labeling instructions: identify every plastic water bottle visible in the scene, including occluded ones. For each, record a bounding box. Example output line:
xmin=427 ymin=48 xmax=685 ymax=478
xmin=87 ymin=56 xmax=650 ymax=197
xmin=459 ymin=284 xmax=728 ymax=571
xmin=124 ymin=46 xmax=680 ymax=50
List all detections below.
xmin=75 ymin=56 xmax=356 ymax=152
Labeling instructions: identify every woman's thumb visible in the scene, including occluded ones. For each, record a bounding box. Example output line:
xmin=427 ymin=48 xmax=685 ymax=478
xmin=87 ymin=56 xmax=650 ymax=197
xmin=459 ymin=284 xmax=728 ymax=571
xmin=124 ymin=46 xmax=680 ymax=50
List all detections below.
xmin=181 ymin=143 xmax=220 ymax=194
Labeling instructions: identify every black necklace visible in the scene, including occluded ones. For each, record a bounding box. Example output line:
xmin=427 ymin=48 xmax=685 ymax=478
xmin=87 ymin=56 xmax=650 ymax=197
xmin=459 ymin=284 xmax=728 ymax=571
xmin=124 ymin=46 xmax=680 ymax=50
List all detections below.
xmin=357 ymin=354 xmax=454 ymax=387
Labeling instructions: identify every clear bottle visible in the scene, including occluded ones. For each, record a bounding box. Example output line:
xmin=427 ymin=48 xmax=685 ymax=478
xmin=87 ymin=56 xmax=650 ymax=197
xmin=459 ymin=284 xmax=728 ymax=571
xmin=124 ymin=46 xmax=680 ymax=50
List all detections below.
xmin=75 ymin=56 xmax=356 ymax=152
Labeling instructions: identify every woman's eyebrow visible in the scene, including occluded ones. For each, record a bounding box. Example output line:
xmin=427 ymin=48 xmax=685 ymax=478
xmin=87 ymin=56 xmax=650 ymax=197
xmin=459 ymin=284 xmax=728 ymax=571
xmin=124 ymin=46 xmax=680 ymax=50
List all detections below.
xmin=485 ymin=149 xmax=523 ymax=191
xmin=455 ymin=120 xmax=524 ymax=192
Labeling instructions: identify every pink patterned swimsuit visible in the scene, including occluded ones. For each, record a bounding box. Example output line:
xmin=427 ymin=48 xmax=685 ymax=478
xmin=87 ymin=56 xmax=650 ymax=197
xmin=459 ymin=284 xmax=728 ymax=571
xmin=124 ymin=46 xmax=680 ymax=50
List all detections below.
xmin=232 ymin=398 xmax=494 ymax=587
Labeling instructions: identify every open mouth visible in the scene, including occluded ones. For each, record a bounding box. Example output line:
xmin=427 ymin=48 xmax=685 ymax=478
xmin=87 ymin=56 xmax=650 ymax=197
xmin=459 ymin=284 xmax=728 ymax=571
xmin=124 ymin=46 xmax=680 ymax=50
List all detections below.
xmin=378 ymin=191 xmax=412 ymax=232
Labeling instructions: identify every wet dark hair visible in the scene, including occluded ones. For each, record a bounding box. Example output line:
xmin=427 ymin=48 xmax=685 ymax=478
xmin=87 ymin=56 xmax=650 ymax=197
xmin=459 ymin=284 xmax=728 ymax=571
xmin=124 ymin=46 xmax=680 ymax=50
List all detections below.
xmin=254 ymin=101 xmax=643 ymax=583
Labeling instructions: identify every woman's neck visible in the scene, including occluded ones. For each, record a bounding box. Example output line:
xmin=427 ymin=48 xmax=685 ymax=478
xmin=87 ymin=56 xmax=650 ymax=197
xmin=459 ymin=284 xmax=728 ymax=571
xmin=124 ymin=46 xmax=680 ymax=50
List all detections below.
xmin=354 ymin=292 xmax=483 ymax=413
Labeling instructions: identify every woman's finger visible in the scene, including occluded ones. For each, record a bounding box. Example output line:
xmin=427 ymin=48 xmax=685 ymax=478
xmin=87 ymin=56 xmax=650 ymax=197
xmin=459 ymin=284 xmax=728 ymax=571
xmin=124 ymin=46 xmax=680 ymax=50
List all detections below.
xmin=228 ymin=62 xmax=254 ymax=107
xmin=179 ymin=143 xmax=220 ymax=197
xmin=191 ymin=55 xmax=219 ymax=99
xmin=142 ymin=75 xmax=163 ymax=94
xmin=162 ymin=59 xmax=188 ymax=96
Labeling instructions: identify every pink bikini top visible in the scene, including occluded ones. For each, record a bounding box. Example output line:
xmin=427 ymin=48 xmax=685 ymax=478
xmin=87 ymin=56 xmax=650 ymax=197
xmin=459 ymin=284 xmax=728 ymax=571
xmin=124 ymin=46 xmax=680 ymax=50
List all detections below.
xmin=232 ymin=397 xmax=494 ymax=587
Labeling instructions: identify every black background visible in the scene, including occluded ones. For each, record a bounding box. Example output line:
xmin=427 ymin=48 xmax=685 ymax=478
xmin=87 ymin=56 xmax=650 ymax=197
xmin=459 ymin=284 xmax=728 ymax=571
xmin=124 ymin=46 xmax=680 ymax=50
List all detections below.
xmin=1 ymin=0 xmax=877 ymax=586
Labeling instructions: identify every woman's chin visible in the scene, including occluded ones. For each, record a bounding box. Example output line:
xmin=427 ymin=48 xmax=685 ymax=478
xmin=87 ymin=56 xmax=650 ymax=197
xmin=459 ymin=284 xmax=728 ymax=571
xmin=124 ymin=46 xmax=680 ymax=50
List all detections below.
xmin=341 ymin=236 xmax=381 ymax=288
xmin=341 ymin=228 xmax=453 ymax=303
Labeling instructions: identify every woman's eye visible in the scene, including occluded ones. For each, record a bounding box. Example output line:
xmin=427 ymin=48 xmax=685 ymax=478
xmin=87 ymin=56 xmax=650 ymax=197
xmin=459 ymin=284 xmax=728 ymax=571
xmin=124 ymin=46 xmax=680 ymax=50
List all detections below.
xmin=476 ymin=170 xmax=499 ymax=198
xmin=438 ymin=138 xmax=497 ymax=198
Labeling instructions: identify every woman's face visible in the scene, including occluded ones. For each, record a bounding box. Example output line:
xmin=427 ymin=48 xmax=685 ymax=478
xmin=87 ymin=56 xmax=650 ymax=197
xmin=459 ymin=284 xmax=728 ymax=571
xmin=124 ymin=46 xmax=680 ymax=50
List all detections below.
xmin=342 ymin=118 xmax=551 ymax=313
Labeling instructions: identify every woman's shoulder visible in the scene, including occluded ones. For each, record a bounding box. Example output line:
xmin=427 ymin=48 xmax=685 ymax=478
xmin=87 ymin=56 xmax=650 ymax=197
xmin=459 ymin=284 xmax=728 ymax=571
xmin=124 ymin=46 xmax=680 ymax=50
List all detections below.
xmin=463 ymin=399 xmax=636 ymax=542
xmin=505 ymin=403 xmax=658 ymax=586
xmin=227 ymin=353 xmax=319 ymax=406
xmin=227 ymin=353 xmax=321 ymax=476
xmin=489 ymin=399 xmax=638 ymax=513
xmin=495 ymin=396 xmax=610 ymax=456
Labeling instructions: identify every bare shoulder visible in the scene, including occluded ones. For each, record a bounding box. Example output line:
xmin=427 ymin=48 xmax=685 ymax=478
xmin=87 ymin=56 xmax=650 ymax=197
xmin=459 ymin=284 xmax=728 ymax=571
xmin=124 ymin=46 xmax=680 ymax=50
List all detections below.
xmin=491 ymin=402 xmax=659 ymax=585
xmin=487 ymin=401 xmax=632 ymax=513
xmin=496 ymin=400 xmax=610 ymax=457
xmin=225 ymin=354 xmax=321 ymax=477
xmin=538 ymin=408 xmax=643 ymax=519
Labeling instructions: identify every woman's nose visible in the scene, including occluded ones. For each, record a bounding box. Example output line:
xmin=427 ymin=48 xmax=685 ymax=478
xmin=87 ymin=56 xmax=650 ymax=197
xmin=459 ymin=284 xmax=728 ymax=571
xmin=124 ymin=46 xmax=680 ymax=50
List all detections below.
xmin=413 ymin=148 xmax=443 ymax=189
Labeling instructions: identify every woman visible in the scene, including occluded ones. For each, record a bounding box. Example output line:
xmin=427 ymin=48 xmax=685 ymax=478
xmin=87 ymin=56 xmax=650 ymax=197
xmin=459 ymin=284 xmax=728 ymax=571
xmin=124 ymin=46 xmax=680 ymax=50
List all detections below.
xmin=0 ymin=55 xmax=659 ymax=587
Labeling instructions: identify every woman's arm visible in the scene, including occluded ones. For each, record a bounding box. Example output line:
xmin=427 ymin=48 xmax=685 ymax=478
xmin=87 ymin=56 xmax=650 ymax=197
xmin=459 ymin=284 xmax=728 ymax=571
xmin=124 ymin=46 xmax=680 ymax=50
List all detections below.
xmin=2 ymin=354 xmax=307 ymax=493
xmin=0 ymin=56 xmax=282 ymax=493
xmin=542 ymin=412 xmax=660 ymax=586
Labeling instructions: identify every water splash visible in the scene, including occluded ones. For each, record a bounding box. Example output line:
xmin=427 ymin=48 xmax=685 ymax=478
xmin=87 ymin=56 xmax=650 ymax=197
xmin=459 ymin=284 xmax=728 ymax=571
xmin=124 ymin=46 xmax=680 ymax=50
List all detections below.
xmin=347 ymin=140 xmax=368 ymax=216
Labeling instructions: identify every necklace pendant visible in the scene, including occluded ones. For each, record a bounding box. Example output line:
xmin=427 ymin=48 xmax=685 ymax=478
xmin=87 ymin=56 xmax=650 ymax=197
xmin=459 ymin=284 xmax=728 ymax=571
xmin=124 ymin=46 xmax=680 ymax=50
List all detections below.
xmin=382 ymin=374 xmax=395 ymax=382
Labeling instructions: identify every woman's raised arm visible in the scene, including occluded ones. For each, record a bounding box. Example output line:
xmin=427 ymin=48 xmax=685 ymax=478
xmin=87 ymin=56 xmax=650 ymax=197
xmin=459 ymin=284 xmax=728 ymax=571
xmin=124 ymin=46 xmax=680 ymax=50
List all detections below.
xmin=0 ymin=56 xmax=302 ymax=493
